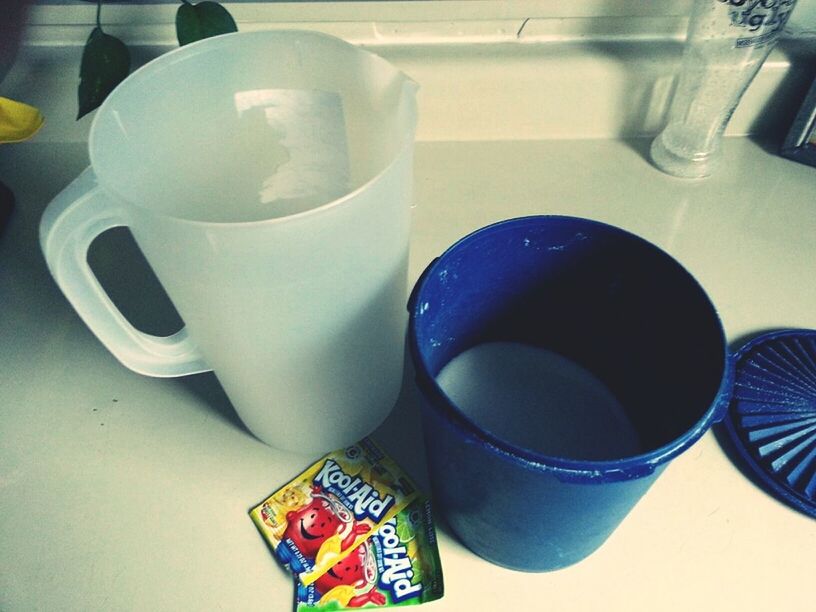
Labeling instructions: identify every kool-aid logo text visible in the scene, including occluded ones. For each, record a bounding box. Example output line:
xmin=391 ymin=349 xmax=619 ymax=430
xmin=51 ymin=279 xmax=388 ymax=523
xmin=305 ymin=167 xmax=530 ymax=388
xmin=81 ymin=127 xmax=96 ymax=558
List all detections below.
xmin=376 ymin=520 xmax=422 ymax=603
xmin=314 ymin=460 xmax=395 ymax=522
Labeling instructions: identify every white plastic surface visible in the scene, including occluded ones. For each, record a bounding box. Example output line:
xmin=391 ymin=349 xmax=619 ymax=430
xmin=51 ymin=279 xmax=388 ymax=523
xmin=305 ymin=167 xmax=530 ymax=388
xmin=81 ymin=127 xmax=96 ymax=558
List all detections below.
xmin=436 ymin=342 xmax=641 ymax=460
xmin=38 ymin=31 xmax=419 ymax=453
xmin=38 ymin=167 xmax=210 ymax=377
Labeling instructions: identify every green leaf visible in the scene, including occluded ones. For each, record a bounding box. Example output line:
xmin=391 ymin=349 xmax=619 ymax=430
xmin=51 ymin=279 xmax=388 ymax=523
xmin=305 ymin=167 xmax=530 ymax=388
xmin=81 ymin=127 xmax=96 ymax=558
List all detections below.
xmin=77 ymin=27 xmax=131 ymax=120
xmin=176 ymin=1 xmax=238 ymax=47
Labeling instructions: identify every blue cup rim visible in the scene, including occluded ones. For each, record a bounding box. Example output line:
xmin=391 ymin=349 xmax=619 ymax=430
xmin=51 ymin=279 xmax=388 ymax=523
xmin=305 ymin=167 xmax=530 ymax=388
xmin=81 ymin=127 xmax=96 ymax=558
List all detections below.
xmin=408 ymin=215 xmax=734 ymax=482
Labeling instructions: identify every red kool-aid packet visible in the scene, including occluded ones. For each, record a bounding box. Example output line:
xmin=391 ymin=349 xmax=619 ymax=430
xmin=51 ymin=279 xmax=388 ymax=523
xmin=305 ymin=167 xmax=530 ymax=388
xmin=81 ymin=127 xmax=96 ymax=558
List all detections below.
xmin=250 ymin=438 xmax=418 ymax=586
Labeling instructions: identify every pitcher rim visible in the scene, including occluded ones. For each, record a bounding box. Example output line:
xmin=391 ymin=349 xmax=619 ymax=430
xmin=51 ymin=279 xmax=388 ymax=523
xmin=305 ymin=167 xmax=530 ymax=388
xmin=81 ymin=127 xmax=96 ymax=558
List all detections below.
xmin=87 ymin=29 xmax=419 ymax=227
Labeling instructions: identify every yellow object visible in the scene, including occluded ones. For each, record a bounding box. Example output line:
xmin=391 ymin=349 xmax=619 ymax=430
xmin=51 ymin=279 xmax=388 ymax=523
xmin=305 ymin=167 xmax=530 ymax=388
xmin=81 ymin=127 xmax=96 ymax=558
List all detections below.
xmin=318 ymin=585 xmax=356 ymax=607
xmin=314 ymin=533 xmax=343 ymax=569
xmin=0 ymin=97 xmax=44 ymax=143
xmin=406 ymin=538 xmax=419 ymax=558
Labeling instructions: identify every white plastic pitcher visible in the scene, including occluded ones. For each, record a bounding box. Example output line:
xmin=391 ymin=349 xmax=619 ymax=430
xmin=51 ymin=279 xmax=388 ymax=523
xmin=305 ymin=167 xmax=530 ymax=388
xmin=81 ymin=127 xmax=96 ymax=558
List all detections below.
xmin=39 ymin=31 xmax=418 ymax=453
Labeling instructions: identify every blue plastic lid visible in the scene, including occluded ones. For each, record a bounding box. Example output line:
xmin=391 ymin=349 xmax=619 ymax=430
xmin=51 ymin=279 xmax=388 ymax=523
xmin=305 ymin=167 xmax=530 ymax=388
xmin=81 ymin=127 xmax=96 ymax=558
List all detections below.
xmin=723 ymin=329 xmax=816 ymax=518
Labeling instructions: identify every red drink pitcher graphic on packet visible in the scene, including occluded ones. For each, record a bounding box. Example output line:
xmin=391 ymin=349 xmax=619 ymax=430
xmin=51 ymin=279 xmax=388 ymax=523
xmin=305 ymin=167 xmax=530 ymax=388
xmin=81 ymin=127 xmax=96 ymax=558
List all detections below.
xmin=282 ymin=485 xmax=373 ymax=561
xmin=295 ymin=497 xmax=444 ymax=610
xmin=250 ymin=438 xmax=418 ymax=586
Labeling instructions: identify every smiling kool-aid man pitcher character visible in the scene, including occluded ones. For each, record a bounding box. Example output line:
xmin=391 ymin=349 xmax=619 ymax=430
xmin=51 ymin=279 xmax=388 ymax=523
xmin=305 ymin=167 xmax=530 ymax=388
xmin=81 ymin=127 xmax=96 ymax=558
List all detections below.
xmin=284 ymin=486 xmax=371 ymax=561
xmin=312 ymin=541 xmax=386 ymax=607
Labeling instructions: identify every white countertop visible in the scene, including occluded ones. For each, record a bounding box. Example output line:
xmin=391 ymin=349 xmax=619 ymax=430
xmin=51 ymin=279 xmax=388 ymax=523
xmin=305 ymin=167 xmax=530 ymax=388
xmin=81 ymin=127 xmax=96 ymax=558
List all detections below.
xmin=2 ymin=136 xmax=815 ymax=611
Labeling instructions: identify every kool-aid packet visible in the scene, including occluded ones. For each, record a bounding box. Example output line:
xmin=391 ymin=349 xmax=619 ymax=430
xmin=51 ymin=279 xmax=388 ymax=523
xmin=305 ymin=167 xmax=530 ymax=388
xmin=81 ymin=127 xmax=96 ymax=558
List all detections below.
xmin=250 ymin=438 xmax=418 ymax=586
xmin=294 ymin=497 xmax=444 ymax=610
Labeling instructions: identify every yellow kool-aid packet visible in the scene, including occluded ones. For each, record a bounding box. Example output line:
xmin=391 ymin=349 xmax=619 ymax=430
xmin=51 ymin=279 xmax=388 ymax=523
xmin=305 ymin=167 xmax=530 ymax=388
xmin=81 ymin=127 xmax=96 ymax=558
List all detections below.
xmin=250 ymin=438 xmax=418 ymax=586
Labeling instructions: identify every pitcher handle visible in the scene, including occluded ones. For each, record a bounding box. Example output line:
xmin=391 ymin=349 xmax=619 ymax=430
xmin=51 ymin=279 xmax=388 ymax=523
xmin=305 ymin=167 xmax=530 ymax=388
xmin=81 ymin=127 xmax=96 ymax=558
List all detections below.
xmin=39 ymin=167 xmax=211 ymax=377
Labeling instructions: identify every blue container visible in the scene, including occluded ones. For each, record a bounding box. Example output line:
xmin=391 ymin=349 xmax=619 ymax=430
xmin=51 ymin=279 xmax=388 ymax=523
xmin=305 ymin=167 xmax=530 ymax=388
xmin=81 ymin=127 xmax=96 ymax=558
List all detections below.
xmin=408 ymin=216 xmax=733 ymax=571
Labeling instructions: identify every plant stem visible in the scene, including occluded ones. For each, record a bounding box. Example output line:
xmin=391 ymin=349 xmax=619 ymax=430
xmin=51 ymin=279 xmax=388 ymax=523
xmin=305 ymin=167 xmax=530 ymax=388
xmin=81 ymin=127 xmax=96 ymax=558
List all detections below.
xmin=95 ymin=0 xmax=102 ymax=30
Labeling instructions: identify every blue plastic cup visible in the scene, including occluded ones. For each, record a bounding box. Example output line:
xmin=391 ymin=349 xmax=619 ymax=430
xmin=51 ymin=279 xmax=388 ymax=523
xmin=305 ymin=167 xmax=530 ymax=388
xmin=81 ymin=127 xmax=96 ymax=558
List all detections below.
xmin=408 ymin=216 xmax=732 ymax=571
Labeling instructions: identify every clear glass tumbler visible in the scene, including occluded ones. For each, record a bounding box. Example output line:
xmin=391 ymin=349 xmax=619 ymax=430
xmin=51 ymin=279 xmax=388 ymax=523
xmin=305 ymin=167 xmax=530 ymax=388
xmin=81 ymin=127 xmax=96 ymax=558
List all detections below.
xmin=651 ymin=0 xmax=798 ymax=178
